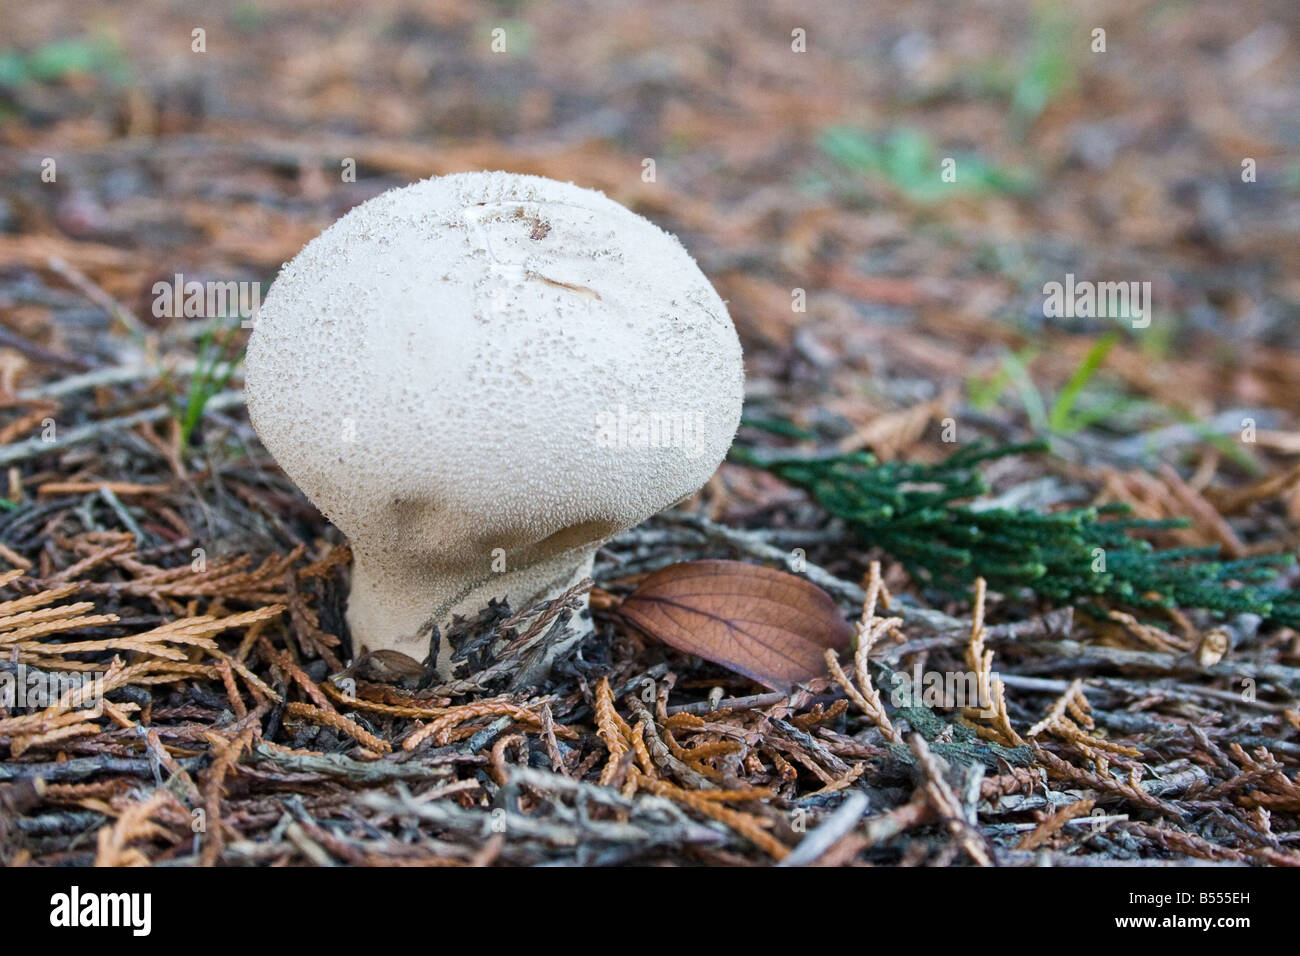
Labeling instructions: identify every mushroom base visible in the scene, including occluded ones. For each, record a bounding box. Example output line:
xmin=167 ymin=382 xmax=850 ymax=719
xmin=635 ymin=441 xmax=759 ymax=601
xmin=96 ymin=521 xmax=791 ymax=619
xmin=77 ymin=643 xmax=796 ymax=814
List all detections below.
xmin=344 ymin=547 xmax=597 ymax=674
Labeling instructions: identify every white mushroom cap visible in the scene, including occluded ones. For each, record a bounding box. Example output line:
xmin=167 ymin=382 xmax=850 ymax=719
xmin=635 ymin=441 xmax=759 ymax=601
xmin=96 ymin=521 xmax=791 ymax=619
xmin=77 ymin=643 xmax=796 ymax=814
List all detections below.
xmin=245 ymin=171 xmax=744 ymax=664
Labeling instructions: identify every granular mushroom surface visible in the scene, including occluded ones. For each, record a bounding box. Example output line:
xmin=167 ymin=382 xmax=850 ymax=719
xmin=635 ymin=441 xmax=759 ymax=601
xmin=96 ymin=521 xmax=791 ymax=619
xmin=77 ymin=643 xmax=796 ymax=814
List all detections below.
xmin=245 ymin=171 xmax=745 ymax=663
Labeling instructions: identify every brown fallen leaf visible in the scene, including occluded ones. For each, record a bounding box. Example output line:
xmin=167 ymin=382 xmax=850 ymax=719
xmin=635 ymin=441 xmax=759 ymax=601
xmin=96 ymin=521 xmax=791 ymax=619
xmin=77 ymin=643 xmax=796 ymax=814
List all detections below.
xmin=618 ymin=560 xmax=853 ymax=691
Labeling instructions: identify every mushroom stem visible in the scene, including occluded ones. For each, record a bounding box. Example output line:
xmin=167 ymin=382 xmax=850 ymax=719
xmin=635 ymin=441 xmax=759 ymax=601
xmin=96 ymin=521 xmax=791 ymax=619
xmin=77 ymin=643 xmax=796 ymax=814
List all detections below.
xmin=345 ymin=544 xmax=597 ymax=668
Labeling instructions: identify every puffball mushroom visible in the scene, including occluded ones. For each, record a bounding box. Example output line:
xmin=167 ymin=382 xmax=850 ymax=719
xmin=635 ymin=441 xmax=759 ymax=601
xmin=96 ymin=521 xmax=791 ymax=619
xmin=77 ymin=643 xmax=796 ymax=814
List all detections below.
xmin=245 ymin=171 xmax=744 ymax=667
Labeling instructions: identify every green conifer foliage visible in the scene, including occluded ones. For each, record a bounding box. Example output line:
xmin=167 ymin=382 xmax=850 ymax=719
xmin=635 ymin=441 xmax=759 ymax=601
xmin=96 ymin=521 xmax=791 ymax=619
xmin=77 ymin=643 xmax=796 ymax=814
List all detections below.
xmin=736 ymin=440 xmax=1300 ymax=626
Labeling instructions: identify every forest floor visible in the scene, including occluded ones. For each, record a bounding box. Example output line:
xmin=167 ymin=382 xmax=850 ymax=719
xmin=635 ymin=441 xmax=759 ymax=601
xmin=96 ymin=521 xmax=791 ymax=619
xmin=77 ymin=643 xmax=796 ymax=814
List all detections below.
xmin=1 ymin=0 xmax=1299 ymax=865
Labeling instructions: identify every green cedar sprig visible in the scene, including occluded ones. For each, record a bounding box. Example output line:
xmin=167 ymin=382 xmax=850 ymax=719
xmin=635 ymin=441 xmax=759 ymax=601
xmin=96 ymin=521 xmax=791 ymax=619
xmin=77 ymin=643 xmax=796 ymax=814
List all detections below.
xmin=734 ymin=439 xmax=1300 ymax=626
